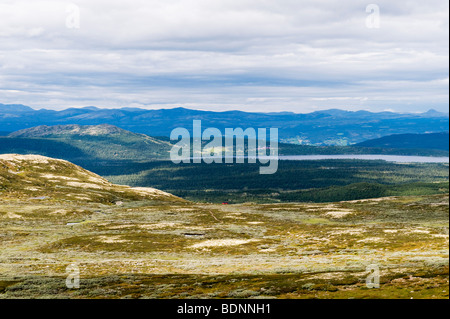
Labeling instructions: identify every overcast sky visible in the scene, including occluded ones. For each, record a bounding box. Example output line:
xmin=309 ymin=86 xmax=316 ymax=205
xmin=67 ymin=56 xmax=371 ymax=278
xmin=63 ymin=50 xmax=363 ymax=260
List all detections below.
xmin=0 ymin=0 xmax=448 ymax=113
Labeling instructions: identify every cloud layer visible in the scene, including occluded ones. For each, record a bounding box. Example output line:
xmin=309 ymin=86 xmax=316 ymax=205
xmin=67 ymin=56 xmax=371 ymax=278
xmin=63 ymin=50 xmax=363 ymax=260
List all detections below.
xmin=0 ymin=0 xmax=448 ymax=112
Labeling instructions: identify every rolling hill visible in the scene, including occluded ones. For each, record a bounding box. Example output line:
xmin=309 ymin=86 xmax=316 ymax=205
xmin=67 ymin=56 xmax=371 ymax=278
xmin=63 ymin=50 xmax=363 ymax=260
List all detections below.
xmin=3 ymin=124 xmax=173 ymax=161
xmin=0 ymin=154 xmax=180 ymax=203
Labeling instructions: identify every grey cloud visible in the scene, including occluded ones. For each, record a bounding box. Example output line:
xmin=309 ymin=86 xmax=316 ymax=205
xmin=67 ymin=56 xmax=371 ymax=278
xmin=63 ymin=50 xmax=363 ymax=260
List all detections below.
xmin=0 ymin=0 xmax=448 ymax=112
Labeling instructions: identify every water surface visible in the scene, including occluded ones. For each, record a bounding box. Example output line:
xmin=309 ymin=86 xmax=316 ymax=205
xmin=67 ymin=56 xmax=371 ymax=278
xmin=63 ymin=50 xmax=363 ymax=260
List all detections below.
xmin=276 ymin=155 xmax=449 ymax=163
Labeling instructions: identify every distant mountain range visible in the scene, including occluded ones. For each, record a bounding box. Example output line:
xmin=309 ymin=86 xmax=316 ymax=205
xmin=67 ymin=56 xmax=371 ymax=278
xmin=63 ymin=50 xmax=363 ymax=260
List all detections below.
xmin=356 ymin=132 xmax=449 ymax=151
xmin=0 ymin=103 xmax=448 ymax=145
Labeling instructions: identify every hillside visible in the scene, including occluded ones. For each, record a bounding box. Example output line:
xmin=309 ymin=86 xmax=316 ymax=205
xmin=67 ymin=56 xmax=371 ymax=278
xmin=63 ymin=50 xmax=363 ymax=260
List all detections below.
xmin=0 ymin=154 xmax=180 ymax=203
xmin=356 ymin=132 xmax=449 ymax=151
xmin=4 ymin=124 xmax=172 ymax=161
xmin=1 ymin=104 xmax=448 ymax=145
xmin=9 ymin=124 xmax=131 ymax=138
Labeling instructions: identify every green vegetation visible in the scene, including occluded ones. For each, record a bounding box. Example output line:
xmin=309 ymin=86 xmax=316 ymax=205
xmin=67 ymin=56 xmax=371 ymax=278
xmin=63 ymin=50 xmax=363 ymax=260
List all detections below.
xmin=93 ymin=160 xmax=449 ymax=203
xmin=1 ymin=124 xmax=173 ymax=161
xmin=173 ymin=182 xmax=449 ymax=204
xmin=2 ymin=268 xmax=448 ymax=299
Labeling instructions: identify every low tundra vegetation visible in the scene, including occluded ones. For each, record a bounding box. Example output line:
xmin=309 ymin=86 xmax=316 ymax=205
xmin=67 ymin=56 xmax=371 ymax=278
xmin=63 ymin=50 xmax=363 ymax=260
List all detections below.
xmin=0 ymin=155 xmax=448 ymax=298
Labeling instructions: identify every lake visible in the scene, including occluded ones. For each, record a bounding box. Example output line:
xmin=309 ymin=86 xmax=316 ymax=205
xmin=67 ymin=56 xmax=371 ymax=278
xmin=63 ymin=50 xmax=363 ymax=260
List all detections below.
xmin=193 ymin=155 xmax=450 ymax=163
xmin=277 ymin=155 xmax=449 ymax=163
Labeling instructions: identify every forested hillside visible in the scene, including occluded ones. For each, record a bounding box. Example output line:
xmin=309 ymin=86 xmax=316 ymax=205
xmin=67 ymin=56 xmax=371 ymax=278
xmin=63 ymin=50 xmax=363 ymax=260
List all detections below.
xmin=356 ymin=132 xmax=449 ymax=151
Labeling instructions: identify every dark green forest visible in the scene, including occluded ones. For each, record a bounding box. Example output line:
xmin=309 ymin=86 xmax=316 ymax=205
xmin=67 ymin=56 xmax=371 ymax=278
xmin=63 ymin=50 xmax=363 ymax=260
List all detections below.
xmin=85 ymin=160 xmax=449 ymax=203
xmin=356 ymin=132 xmax=449 ymax=150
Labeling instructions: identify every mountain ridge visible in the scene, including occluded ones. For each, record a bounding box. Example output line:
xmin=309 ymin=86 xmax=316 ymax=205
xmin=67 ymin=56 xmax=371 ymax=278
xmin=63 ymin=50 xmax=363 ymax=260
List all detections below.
xmin=1 ymin=103 xmax=449 ymax=117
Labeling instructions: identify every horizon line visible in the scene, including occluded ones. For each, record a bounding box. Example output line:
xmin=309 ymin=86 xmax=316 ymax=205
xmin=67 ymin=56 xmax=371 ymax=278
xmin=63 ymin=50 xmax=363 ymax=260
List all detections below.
xmin=1 ymin=103 xmax=448 ymax=116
